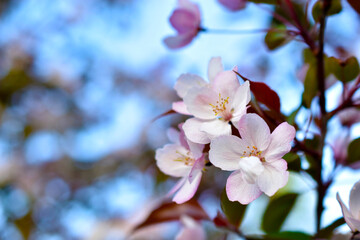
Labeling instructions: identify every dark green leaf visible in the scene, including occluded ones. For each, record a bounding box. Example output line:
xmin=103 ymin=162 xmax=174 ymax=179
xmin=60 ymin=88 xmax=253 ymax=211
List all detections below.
xmin=283 ymin=152 xmax=301 ymax=172
xmin=302 ymin=64 xmax=317 ymax=108
xmin=327 ymin=56 xmax=360 ymax=82
xmin=262 ymin=193 xmax=298 ymax=233
xmin=220 ymin=189 xmax=247 ymax=228
xmin=317 ymin=217 xmax=345 ymax=238
xmin=312 ymin=0 xmax=342 ymax=22
xmin=264 ymin=28 xmax=291 ymax=50
xmin=347 ymin=138 xmax=360 ymax=164
xmin=287 ymin=105 xmax=301 ymax=125
xmin=265 ymin=231 xmax=312 ymax=240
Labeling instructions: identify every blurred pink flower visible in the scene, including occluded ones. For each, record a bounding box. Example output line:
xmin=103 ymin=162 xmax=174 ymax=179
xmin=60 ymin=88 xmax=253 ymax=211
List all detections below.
xmin=155 ymin=124 xmax=205 ymax=204
xmin=175 ymin=215 xmax=206 ymax=240
xmin=164 ymin=0 xmax=202 ymax=49
xmin=337 ymin=108 xmax=360 ymax=127
xmin=209 ymin=114 xmax=295 ymax=204
xmin=218 ymin=0 xmax=246 ymax=11
xmin=331 ymin=131 xmax=351 ymax=166
xmin=337 ymin=179 xmax=360 ymax=233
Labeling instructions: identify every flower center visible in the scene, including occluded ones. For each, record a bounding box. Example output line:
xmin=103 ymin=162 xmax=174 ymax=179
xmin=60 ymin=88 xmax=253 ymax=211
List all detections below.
xmin=209 ymin=93 xmax=229 ymax=116
xmin=242 ymin=146 xmax=265 ymax=162
xmin=174 ymin=151 xmax=195 ymax=166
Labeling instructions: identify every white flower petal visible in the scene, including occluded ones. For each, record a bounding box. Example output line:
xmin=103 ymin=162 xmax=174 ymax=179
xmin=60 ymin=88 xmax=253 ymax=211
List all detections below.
xmin=238 ymin=156 xmax=264 ymax=184
xmin=350 ymin=179 xmax=360 ymax=219
xmin=155 ymin=144 xmax=192 ymax=177
xmin=337 ymin=193 xmax=358 ymax=232
xmin=188 ymin=157 xmax=205 ymax=183
xmin=184 ymin=87 xmax=218 ymax=120
xmin=226 ymin=170 xmax=262 ymax=204
xmin=257 ymin=160 xmax=289 ymax=196
xmin=238 ymin=113 xmax=271 ymax=152
xmin=209 ymin=135 xmax=249 ymax=171
xmin=231 ymin=81 xmax=251 ymax=117
xmin=211 ymin=71 xmax=240 ymax=98
xmin=173 ymin=172 xmax=202 ymax=204
xmin=174 ymin=74 xmax=207 ymax=98
xmin=183 ymin=118 xmax=211 ymax=144
xmin=172 ymin=101 xmax=192 ymax=115
xmin=207 ymin=57 xmax=224 ymax=84
xmin=200 ymin=119 xmax=231 ymax=140
xmin=263 ymin=122 xmax=296 ymax=161
xmin=187 ymin=140 xmax=204 ymax=160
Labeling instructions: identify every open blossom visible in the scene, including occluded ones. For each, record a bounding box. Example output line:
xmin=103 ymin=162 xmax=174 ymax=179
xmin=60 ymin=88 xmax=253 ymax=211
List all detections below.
xmin=172 ymin=57 xmax=224 ymax=115
xmin=182 ymin=71 xmax=250 ymax=144
xmin=337 ymin=179 xmax=360 ymax=233
xmin=209 ymin=114 xmax=295 ymax=204
xmin=175 ymin=215 xmax=206 ymax=240
xmin=164 ymin=0 xmax=202 ymax=49
xmin=155 ymin=124 xmax=205 ymax=204
xmin=218 ymin=0 xmax=246 ymax=11
xmin=174 ymin=57 xmax=250 ymax=144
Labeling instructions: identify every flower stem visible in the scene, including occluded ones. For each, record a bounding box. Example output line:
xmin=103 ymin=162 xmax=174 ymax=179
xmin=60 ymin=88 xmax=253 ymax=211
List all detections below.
xmin=200 ymin=27 xmax=299 ymax=36
xmin=315 ymin=0 xmax=331 ymax=234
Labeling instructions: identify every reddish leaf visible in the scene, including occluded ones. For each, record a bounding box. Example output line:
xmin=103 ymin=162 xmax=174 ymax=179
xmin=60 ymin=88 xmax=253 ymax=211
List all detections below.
xmin=249 ymin=81 xmax=281 ymax=113
xmin=151 ymin=109 xmax=176 ymax=123
xmin=213 ymin=211 xmax=230 ymax=228
xmin=135 ymin=199 xmax=209 ymax=230
xmin=233 ymin=71 xmax=281 ymax=113
xmin=347 ymin=0 xmax=360 ymax=14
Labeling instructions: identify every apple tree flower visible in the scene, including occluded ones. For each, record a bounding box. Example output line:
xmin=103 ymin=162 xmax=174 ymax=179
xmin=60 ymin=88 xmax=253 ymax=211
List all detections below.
xmin=218 ymin=0 xmax=246 ymax=11
xmin=172 ymin=57 xmax=224 ymax=115
xmin=155 ymin=124 xmax=205 ymax=204
xmin=209 ymin=113 xmax=295 ymax=204
xmin=175 ymin=215 xmax=206 ymax=240
xmin=182 ymin=71 xmax=250 ymax=144
xmin=337 ymin=179 xmax=360 ymax=233
xmin=164 ymin=0 xmax=202 ymax=49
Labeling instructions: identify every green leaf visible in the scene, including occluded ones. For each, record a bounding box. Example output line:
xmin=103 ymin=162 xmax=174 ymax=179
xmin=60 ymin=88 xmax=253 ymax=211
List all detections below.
xmin=220 ymin=189 xmax=247 ymax=228
xmin=347 ymin=137 xmax=360 ymax=164
xmin=265 ymin=231 xmax=312 ymax=240
xmin=302 ymin=64 xmax=317 ymax=108
xmin=264 ymin=28 xmax=291 ymax=51
xmin=287 ymin=105 xmax=301 ymax=125
xmin=317 ymin=217 xmax=345 ymax=238
xmin=283 ymin=152 xmax=301 ymax=172
xmin=330 ymin=56 xmax=360 ymax=83
xmin=312 ymin=0 xmax=342 ymax=22
xmin=262 ymin=193 xmax=298 ymax=233
xmin=246 ymin=231 xmax=312 ymax=240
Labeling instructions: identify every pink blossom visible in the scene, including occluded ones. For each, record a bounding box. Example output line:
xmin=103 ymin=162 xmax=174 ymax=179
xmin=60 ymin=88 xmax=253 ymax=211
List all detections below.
xmin=209 ymin=114 xmax=295 ymax=204
xmin=218 ymin=0 xmax=246 ymax=11
xmin=164 ymin=0 xmax=202 ymax=49
xmin=181 ymin=71 xmax=250 ymax=144
xmin=337 ymin=179 xmax=360 ymax=233
xmin=337 ymin=108 xmax=360 ymax=127
xmin=155 ymin=124 xmax=205 ymax=204
xmin=175 ymin=215 xmax=206 ymax=240
xmin=172 ymin=57 xmax=224 ymax=115
xmin=331 ymin=131 xmax=351 ymax=166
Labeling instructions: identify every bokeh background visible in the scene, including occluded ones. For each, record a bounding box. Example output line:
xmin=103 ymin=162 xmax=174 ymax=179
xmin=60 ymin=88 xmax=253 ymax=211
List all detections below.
xmin=0 ymin=0 xmax=359 ymax=239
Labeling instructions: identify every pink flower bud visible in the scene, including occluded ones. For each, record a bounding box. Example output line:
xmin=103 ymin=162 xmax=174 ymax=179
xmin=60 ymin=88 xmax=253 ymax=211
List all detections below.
xmin=164 ymin=0 xmax=202 ymax=49
xmin=217 ymin=0 xmax=246 ymax=11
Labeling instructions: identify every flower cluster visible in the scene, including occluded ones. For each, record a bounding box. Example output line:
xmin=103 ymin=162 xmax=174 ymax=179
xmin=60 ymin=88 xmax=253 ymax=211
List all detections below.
xmin=155 ymin=57 xmax=296 ymax=205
